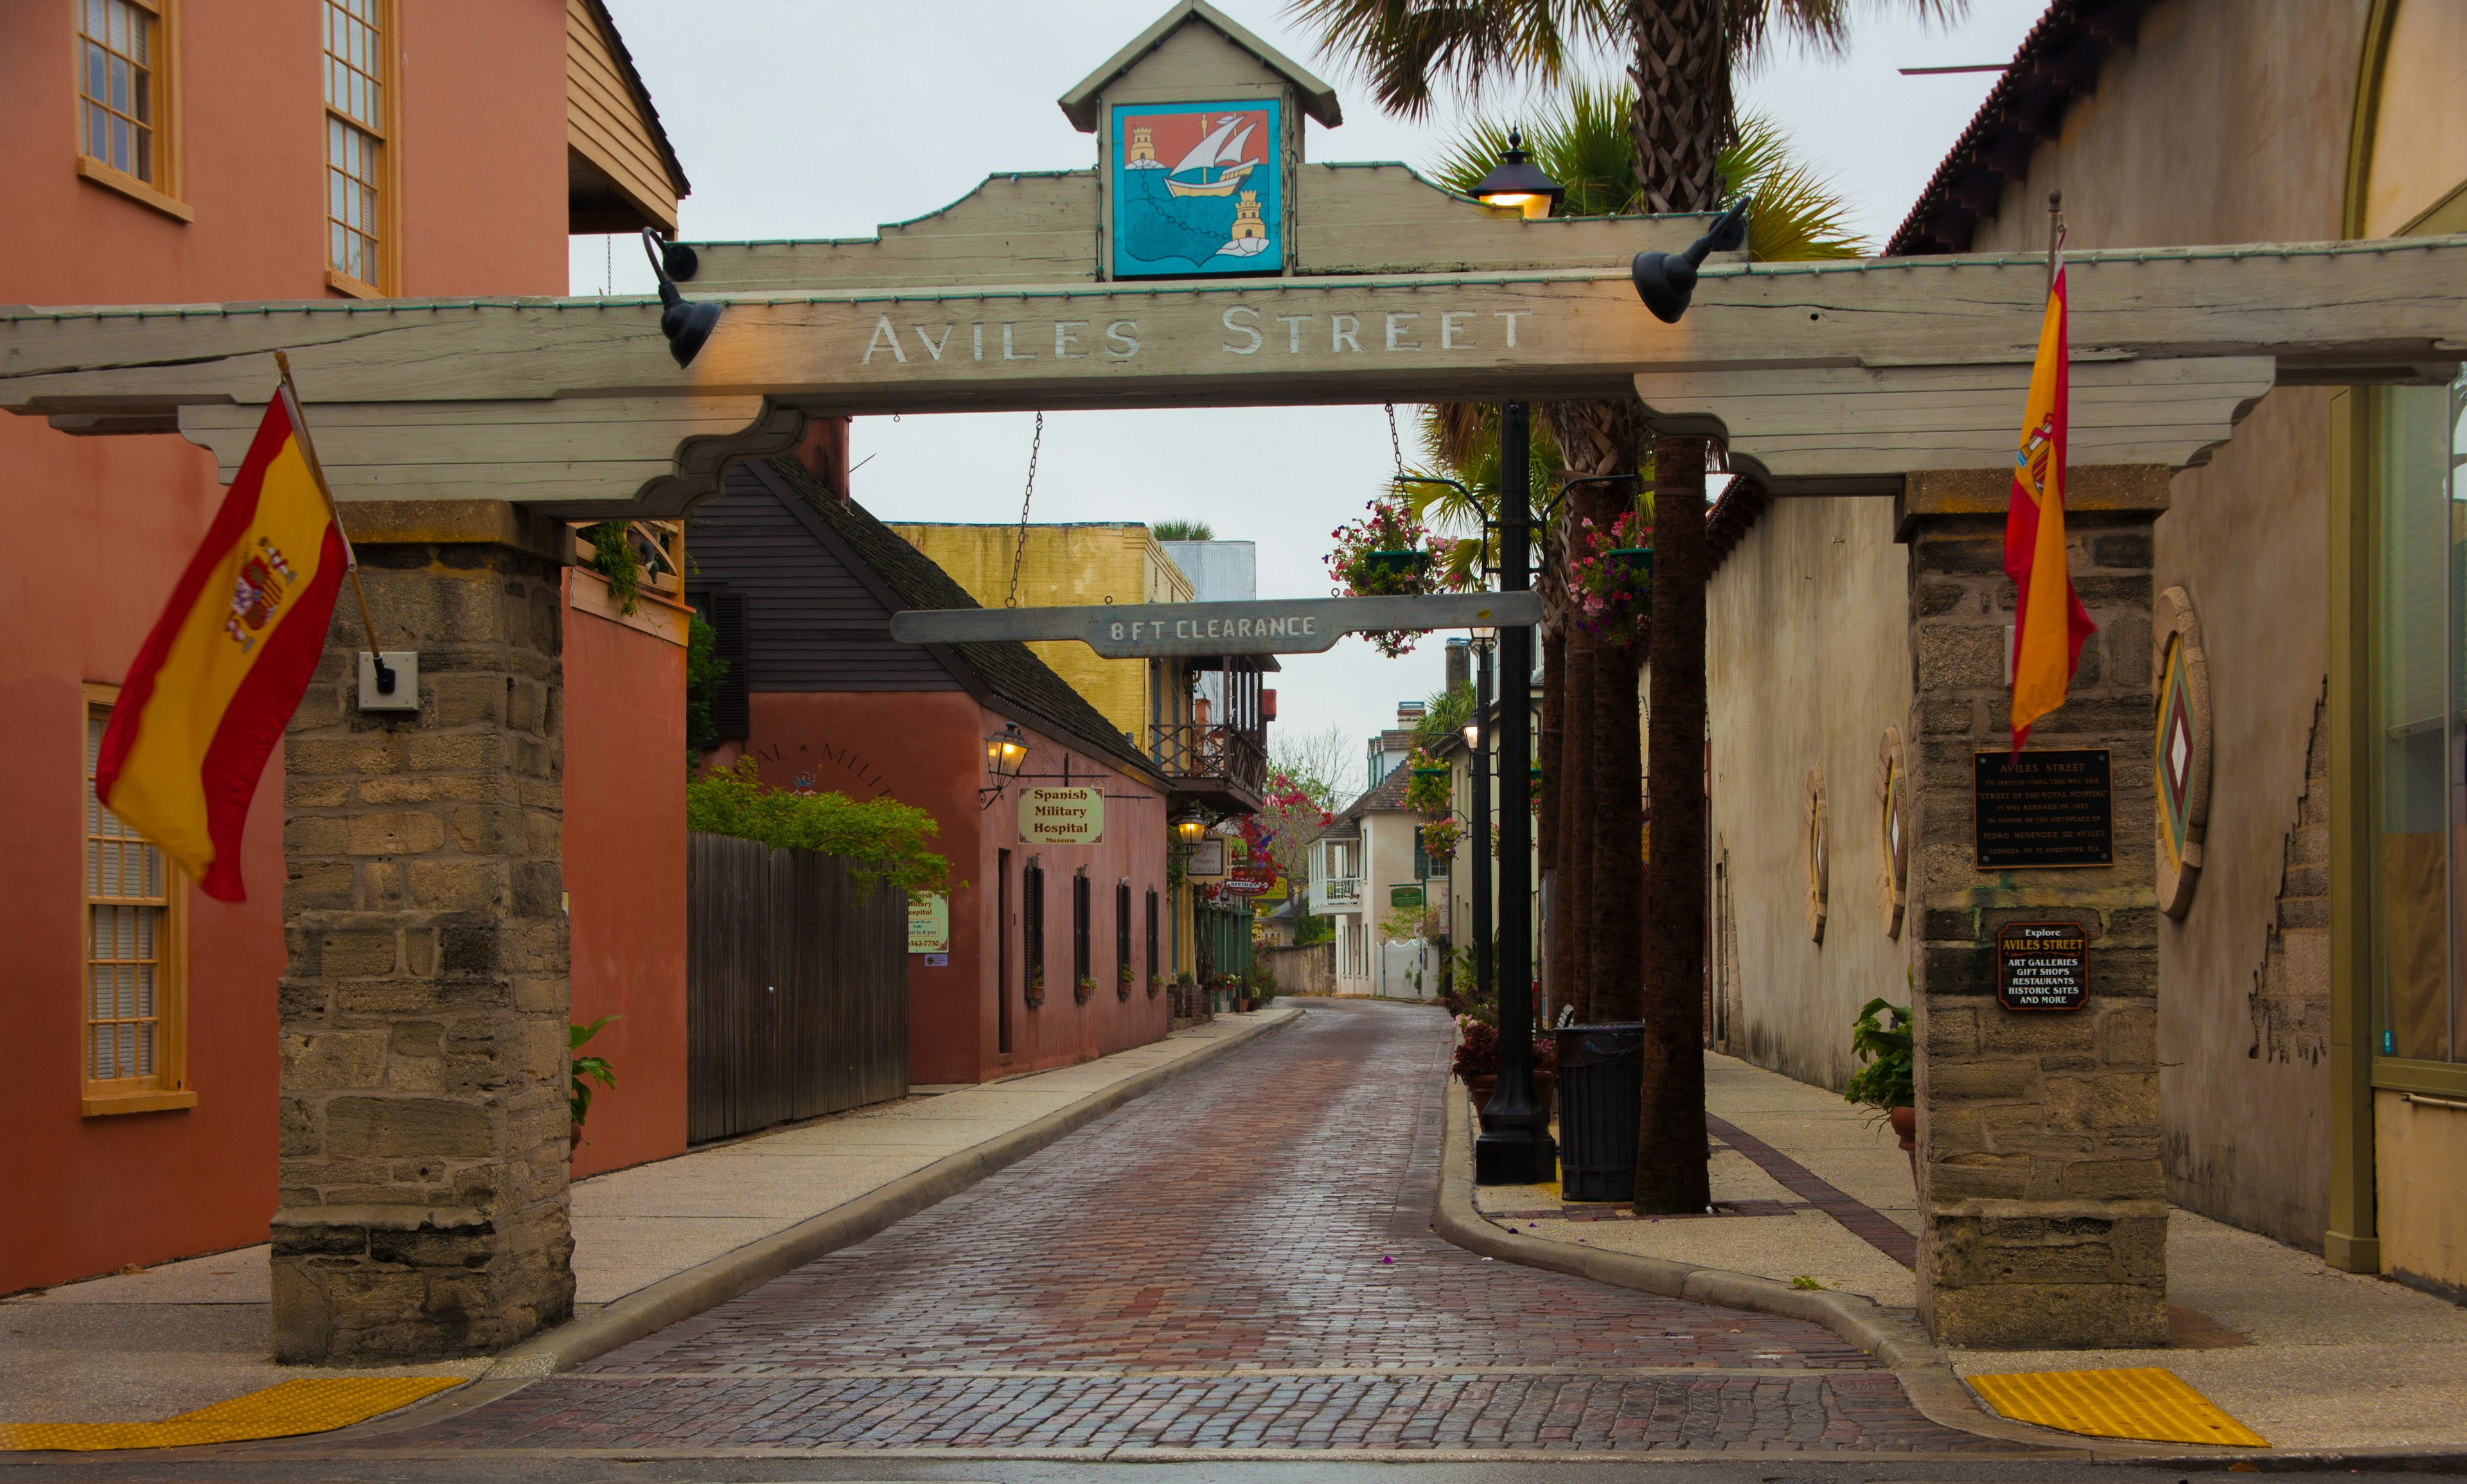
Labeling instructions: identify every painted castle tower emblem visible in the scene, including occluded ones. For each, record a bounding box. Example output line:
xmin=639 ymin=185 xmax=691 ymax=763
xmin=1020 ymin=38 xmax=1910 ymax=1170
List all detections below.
xmin=1110 ymin=100 xmax=1282 ymax=277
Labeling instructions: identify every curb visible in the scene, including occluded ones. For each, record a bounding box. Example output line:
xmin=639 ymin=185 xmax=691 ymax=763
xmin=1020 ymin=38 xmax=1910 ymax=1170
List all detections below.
xmin=1429 ymin=1086 xmax=2096 ymax=1456
xmin=482 ymin=1007 xmax=1302 ymax=1379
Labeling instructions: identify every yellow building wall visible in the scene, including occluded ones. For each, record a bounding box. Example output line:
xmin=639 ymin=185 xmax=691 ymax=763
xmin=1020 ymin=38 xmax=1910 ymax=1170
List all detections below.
xmin=887 ymin=522 xmax=1192 ymax=740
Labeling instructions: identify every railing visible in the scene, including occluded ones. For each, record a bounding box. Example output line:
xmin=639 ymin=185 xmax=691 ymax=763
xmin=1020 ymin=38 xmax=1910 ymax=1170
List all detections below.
xmin=1318 ymin=878 xmax=1361 ymax=905
xmin=1148 ymin=722 xmax=1268 ymax=794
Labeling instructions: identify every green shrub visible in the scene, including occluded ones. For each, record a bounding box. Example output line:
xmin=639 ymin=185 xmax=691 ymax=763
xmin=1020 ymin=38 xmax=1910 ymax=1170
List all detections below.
xmin=684 ymin=614 xmax=725 ymax=761
xmin=687 ymin=758 xmax=953 ymax=899
xmin=1843 ymin=998 xmax=1915 ymax=1111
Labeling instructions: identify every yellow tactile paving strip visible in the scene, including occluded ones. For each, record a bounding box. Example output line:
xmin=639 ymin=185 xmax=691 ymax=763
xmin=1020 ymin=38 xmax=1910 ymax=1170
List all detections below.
xmin=0 ymin=1377 xmax=465 ymax=1453
xmin=1968 ymin=1367 xmax=2268 ymax=1447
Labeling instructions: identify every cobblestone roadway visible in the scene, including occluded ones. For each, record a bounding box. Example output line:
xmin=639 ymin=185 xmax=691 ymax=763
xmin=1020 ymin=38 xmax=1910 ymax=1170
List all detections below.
xmin=381 ymin=1003 xmax=2008 ymax=1454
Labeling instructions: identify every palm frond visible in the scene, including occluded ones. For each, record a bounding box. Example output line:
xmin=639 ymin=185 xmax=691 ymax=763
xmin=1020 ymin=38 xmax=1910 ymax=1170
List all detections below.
xmin=1284 ymin=0 xmax=1614 ymax=120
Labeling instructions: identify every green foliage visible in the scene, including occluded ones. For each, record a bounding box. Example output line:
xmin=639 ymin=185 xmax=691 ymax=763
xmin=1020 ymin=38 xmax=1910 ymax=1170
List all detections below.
xmin=570 ymin=1016 xmax=617 ymax=1127
xmin=1428 ymin=90 xmax=1866 ymax=261
xmin=1843 ymin=998 xmax=1916 ymax=1111
xmin=684 ymin=613 xmax=725 ymax=762
xmin=1293 ymin=912 xmax=1334 ymax=946
xmin=1401 ymin=746 xmax=1453 ymax=815
xmin=686 ymin=758 xmax=953 ymax=899
xmin=1152 ymin=519 xmax=1215 ymax=542
xmin=1791 ymin=1275 xmax=1826 ymax=1291
xmin=580 ymin=522 xmax=644 ymax=614
xmin=1411 ymin=684 xmax=1478 ymax=753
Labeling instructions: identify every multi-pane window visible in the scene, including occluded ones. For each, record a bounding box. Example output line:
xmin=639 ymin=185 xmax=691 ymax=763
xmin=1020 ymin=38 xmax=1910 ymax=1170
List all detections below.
xmin=78 ymin=0 xmax=163 ymax=184
xmin=84 ymin=702 xmax=184 ymax=1105
xmin=323 ymin=0 xmax=389 ymax=290
xmin=1115 ymin=881 xmax=1132 ymax=993
xmin=2373 ymin=366 xmax=2467 ymax=1068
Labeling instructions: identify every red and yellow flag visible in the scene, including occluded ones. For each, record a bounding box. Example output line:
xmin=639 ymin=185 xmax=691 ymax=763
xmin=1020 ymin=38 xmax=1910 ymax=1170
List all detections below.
xmin=95 ymin=391 xmax=348 ymax=901
xmin=2004 ymin=265 xmax=2097 ymax=751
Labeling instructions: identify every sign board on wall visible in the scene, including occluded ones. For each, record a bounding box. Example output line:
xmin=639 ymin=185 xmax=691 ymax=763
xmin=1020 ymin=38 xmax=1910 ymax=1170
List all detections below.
xmin=1186 ymin=838 xmax=1227 ymax=879
xmin=1389 ymin=884 xmax=1426 ymax=912
xmin=1018 ymin=786 xmax=1104 ymax=845
xmin=1972 ymin=749 xmax=2114 ymax=869
xmin=906 ymin=893 xmax=949 ymax=954
xmin=1995 ymin=921 xmax=2089 ymax=1010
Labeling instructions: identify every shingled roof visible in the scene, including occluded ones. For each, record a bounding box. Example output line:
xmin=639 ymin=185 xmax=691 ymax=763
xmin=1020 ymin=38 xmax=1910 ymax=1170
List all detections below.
xmin=750 ymin=457 xmax=1164 ymax=784
xmin=1886 ymin=0 xmax=2147 ymax=256
xmin=1343 ymin=763 xmax=1414 ymax=822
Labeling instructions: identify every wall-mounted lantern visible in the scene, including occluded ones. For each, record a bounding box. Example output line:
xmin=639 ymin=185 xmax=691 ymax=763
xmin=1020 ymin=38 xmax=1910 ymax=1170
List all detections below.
xmin=1173 ymin=811 xmax=1209 ymax=845
xmin=985 ymin=723 xmax=1030 ymax=780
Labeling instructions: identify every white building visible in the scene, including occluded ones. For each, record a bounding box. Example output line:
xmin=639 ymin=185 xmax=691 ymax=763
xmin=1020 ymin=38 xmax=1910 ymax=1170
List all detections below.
xmin=1309 ymin=704 xmax=1443 ymax=999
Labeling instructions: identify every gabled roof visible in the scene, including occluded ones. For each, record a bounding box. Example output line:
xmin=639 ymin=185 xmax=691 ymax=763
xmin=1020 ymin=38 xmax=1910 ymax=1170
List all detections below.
xmin=1343 ymin=763 xmax=1413 ymax=822
xmin=1057 ymin=0 xmax=1342 ymax=131
xmin=1886 ymin=0 xmax=2144 ymax=256
xmin=748 ymin=459 xmax=1163 ymax=784
xmin=577 ymin=0 xmax=690 ymax=201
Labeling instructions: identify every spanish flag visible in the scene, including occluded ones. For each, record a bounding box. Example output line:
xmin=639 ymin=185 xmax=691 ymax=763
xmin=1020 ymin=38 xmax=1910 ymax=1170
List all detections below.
xmin=2005 ymin=265 xmax=2096 ymax=751
xmin=95 ymin=387 xmax=348 ymax=901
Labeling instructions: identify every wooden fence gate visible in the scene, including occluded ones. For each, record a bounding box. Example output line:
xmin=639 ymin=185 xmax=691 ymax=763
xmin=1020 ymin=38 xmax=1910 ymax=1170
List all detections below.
xmin=685 ymin=831 xmax=908 ymax=1143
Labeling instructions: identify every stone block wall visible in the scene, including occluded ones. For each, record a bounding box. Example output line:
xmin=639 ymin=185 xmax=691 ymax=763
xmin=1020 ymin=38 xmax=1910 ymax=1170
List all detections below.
xmin=1902 ymin=472 xmax=2167 ymax=1349
xmin=272 ymin=506 xmax=574 ymax=1362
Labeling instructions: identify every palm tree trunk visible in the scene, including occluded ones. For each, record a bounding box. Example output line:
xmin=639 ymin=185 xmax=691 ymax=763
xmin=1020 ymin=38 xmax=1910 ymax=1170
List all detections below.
xmin=1589 ymin=634 xmax=1645 ymax=1020
xmin=1560 ymin=605 xmax=1598 ymax=1021
xmin=1625 ymin=0 xmax=1731 ymax=215
xmin=1539 ymin=618 xmax=1568 ymax=1023
xmin=1635 ymin=432 xmax=1711 ymax=1214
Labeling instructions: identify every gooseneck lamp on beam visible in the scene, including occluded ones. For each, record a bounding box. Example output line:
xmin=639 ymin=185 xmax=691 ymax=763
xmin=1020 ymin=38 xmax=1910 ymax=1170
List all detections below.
xmin=639 ymin=227 xmax=721 ymax=367
xmin=1471 ymin=130 xmax=1564 ymax=220
xmin=1630 ymin=198 xmax=1751 ymax=324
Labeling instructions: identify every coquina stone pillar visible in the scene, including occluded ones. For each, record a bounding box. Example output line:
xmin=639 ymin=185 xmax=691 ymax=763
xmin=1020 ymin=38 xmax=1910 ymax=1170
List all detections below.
xmin=1901 ymin=466 xmax=2168 ymax=1349
xmin=272 ymin=502 xmax=574 ymax=1363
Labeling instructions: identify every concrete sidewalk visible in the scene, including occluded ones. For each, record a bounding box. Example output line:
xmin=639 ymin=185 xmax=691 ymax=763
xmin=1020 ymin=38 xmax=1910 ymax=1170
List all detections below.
xmin=0 ymin=1007 xmax=1295 ymax=1428
xmin=1468 ymin=1050 xmax=2467 ymax=1455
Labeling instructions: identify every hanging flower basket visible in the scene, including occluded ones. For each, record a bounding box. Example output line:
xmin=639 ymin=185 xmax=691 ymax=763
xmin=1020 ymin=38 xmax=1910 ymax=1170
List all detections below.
xmin=1403 ymin=748 xmax=1452 ymax=816
xmin=1568 ymin=513 xmax=1653 ymax=647
xmin=1327 ymin=495 xmax=1441 ymax=657
xmin=1420 ymin=815 xmax=1464 ymax=859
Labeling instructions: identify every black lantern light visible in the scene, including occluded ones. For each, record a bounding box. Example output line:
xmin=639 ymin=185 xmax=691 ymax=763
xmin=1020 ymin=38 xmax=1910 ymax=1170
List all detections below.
xmin=1470 ymin=130 xmax=1564 ymax=220
xmin=1629 ymin=199 xmax=1751 ymax=324
xmin=984 ymin=723 xmax=1029 ymax=779
xmin=1173 ymin=811 xmax=1209 ymax=845
xmin=639 ymin=227 xmax=721 ymax=367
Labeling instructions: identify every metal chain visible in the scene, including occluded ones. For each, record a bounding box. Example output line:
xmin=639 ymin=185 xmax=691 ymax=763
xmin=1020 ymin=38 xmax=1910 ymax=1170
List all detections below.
xmin=1005 ymin=410 xmax=1044 ymax=608
xmin=1384 ymin=402 xmax=1405 ymax=484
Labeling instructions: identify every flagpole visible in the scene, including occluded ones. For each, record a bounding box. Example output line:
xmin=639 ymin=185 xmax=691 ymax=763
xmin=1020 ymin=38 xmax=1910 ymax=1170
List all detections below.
xmin=2046 ymin=188 xmax=2066 ymax=292
xmin=271 ymin=351 xmax=394 ymax=694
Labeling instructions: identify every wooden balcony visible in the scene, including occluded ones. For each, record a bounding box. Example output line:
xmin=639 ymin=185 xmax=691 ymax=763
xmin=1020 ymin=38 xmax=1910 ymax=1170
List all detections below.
xmin=1149 ymin=721 xmax=1265 ymax=814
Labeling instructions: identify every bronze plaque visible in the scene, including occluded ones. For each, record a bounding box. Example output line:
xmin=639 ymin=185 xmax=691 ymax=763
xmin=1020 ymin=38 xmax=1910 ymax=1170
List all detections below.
xmin=1974 ymin=749 xmax=2113 ymax=869
xmin=1997 ymin=921 xmax=2089 ymax=1011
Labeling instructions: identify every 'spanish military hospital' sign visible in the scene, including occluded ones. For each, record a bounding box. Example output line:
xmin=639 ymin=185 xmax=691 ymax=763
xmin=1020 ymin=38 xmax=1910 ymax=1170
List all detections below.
xmin=1019 ymin=786 xmax=1104 ymax=845
xmin=891 ymin=592 xmax=1537 ymax=658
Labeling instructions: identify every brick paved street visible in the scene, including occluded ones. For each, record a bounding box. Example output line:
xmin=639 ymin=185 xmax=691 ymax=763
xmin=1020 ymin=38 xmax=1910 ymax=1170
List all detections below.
xmin=369 ymin=1003 xmax=2012 ymax=1455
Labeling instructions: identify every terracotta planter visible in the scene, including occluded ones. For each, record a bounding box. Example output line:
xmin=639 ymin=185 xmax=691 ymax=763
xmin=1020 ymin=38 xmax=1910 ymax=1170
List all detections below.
xmin=1890 ymin=1104 xmax=1917 ymax=1189
xmin=1465 ymin=1071 xmax=1555 ymax=1117
xmin=569 ymin=1122 xmax=585 ymax=1158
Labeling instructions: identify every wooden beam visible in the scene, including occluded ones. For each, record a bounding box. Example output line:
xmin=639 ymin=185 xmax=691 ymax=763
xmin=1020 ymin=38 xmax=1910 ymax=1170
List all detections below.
xmin=890 ymin=592 xmax=1539 ymax=657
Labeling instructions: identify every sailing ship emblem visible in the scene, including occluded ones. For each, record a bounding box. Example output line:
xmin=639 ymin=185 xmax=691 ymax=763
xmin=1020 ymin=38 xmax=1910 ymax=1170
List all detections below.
xmin=1162 ymin=113 xmax=1260 ymax=197
xmin=1110 ymin=101 xmax=1283 ymax=279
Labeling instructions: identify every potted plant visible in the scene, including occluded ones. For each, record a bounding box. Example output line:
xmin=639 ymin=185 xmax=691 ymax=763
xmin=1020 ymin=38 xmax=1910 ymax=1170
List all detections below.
xmin=569 ymin=1015 xmax=617 ymax=1158
xmin=1027 ymin=964 xmax=1046 ymax=1009
xmin=1118 ymin=963 xmax=1135 ymax=1000
xmin=1075 ymin=975 xmax=1098 ymax=1005
xmin=1844 ymin=996 xmax=1917 ymax=1185
xmin=1325 ymin=495 xmax=1440 ymax=657
xmin=1450 ymin=1015 xmax=1556 ymax=1115
xmin=1147 ymin=972 xmax=1161 ymax=999
xmin=1566 ymin=511 xmax=1653 ymax=649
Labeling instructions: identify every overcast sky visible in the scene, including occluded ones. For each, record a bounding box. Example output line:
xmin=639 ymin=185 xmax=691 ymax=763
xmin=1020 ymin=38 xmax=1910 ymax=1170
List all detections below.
xmin=581 ymin=0 xmax=2044 ymax=800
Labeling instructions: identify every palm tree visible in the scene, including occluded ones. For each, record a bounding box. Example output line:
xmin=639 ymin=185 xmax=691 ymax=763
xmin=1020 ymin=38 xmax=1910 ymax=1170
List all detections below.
xmin=1294 ymin=0 xmax=1914 ymax=1212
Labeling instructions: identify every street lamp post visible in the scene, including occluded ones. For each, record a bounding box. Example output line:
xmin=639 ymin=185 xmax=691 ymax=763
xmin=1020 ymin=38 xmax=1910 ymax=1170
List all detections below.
xmin=1465 ymin=630 xmax=1495 ymax=1012
xmin=1476 ymin=401 xmax=1557 ymax=1185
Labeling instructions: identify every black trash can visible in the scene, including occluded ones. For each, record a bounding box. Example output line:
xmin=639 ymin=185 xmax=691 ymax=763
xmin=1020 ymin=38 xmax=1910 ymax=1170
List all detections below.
xmin=1555 ymin=1021 xmax=1644 ymax=1202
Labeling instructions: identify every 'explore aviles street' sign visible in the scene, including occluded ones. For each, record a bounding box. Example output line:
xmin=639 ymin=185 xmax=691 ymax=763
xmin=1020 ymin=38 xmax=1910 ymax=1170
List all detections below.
xmin=889 ymin=592 xmax=1539 ymax=658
